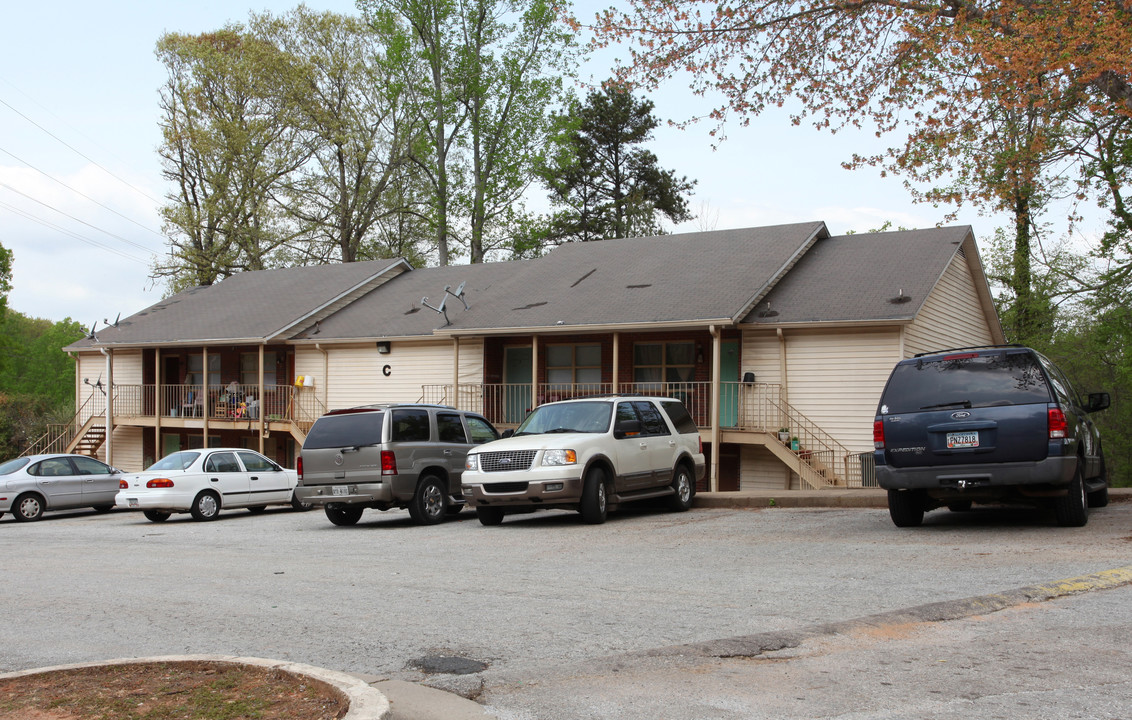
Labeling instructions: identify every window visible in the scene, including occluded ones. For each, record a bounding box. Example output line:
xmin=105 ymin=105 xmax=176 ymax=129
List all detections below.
xmin=205 ymin=452 xmax=241 ymax=473
xmin=240 ymin=352 xmax=277 ymax=386
xmin=546 ymin=344 xmax=602 ymax=389
xmin=632 ymin=401 xmax=671 ymax=436
xmin=186 ymin=353 xmax=220 ymax=388
xmin=437 ymin=413 xmax=468 ymax=443
xmin=71 ymin=456 xmax=113 ymax=475
xmin=237 ymin=451 xmax=275 ymax=472
xmin=465 ymin=416 xmax=500 ymax=444
xmin=633 ymin=342 xmax=695 ymax=385
xmin=390 ymin=409 xmax=430 ymax=442
xmin=30 ymin=458 xmax=74 ymax=477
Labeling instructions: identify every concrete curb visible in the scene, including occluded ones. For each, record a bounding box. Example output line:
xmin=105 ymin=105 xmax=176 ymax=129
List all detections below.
xmin=0 ymin=655 xmax=391 ymax=720
xmin=692 ymin=487 xmax=1132 ymax=510
xmin=643 ymin=564 xmax=1132 ymax=660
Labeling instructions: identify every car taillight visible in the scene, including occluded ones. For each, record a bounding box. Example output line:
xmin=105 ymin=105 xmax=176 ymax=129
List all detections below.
xmin=1048 ymin=407 xmax=1068 ymax=439
xmin=297 ymin=455 xmax=304 ymax=481
xmin=119 ymin=479 xmax=128 ymax=489
xmin=873 ymin=419 xmax=885 ymax=449
xmin=381 ymin=450 xmax=397 ymax=476
xmin=146 ymin=478 xmax=174 ymax=488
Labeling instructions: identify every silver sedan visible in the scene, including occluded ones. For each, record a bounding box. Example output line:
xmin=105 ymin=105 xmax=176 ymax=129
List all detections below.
xmin=0 ymin=454 xmax=122 ymax=522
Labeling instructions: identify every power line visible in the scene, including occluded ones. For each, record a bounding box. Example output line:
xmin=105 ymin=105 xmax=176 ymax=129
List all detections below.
xmin=0 ymin=200 xmax=149 ymax=264
xmin=0 ymin=181 xmax=158 ymax=256
xmin=0 ymin=89 xmax=164 ymax=207
xmin=0 ymin=145 xmax=165 ymax=244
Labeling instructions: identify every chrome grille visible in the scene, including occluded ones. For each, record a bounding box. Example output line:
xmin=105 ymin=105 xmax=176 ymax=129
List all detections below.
xmin=480 ymin=449 xmax=537 ymax=473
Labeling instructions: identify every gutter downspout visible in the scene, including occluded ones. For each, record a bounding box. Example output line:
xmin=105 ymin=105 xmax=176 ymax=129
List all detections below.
xmin=316 ymin=343 xmax=329 ymax=422
xmin=258 ymin=344 xmax=265 ymax=453
xmin=101 ymin=347 xmax=113 ymax=466
xmin=453 ymin=337 xmax=460 ymax=408
xmin=710 ymin=325 xmax=721 ymax=493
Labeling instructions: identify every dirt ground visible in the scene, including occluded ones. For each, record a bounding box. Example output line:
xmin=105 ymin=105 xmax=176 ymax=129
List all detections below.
xmin=0 ymin=660 xmax=348 ymax=720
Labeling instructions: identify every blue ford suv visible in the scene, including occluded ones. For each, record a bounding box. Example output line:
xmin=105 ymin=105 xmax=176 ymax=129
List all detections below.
xmin=874 ymin=345 xmax=1110 ymax=527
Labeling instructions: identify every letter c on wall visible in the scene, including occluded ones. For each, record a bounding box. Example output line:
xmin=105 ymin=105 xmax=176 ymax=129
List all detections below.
xmin=382 ymin=364 xmax=392 ymax=377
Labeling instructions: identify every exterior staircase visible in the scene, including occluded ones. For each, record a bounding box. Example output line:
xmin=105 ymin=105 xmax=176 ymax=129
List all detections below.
xmin=66 ymin=416 xmax=107 ymax=456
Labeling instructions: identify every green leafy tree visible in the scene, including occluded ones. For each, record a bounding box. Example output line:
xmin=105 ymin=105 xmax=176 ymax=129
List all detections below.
xmin=539 ymin=85 xmax=695 ymax=243
xmin=0 ymin=242 xmax=11 ymax=316
xmin=155 ymin=27 xmax=310 ymax=290
xmin=254 ymin=7 xmax=424 ymax=264
xmin=0 ymin=312 xmax=85 ymax=457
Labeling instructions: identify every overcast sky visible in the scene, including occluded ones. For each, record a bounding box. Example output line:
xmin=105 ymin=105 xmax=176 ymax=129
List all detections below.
xmin=0 ymin=0 xmax=1012 ymax=325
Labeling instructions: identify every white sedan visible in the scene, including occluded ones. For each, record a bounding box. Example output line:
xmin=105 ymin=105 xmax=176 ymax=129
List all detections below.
xmin=115 ymin=448 xmax=304 ymax=522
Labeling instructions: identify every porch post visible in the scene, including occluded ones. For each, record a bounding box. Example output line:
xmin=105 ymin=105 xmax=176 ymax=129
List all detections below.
xmin=154 ymin=349 xmax=161 ymax=464
xmin=104 ymin=348 xmax=113 ymax=466
xmin=452 ymin=336 xmax=460 ymax=409
xmin=611 ymin=333 xmax=619 ymax=392
xmin=202 ymin=347 xmax=209 ymax=444
xmin=531 ymin=336 xmax=539 ymax=411
xmin=710 ymin=326 xmax=721 ymax=493
xmin=258 ymin=345 xmax=265 ymax=453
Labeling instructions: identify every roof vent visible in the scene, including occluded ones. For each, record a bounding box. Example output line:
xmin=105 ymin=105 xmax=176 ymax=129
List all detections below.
xmin=756 ymin=302 xmax=778 ymax=318
xmin=889 ymin=288 xmax=912 ymax=304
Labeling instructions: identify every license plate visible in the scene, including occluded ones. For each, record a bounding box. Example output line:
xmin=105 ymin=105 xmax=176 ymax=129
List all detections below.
xmin=947 ymin=431 xmax=979 ymax=449
xmin=128 ymin=498 xmax=139 ymax=507
xmin=331 ymin=486 xmax=349 ymax=496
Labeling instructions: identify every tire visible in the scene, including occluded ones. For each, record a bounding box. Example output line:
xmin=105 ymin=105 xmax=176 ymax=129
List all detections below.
xmin=1054 ymin=466 xmax=1089 ymax=527
xmin=580 ymin=467 xmax=608 ymax=525
xmin=668 ymin=464 xmax=694 ymax=512
xmin=189 ymin=491 xmax=221 ymax=522
xmin=408 ymin=474 xmax=448 ymax=525
xmin=13 ymin=493 xmax=45 ymax=522
xmin=93 ymin=504 xmax=114 ymax=513
xmin=247 ymin=505 xmax=267 ymax=514
xmin=446 ymin=503 xmax=465 ymax=516
xmin=887 ymin=489 xmax=925 ymax=528
xmin=290 ymin=493 xmax=312 ymax=511
xmin=476 ymin=506 xmax=505 ymax=526
xmin=1087 ymin=485 xmax=1109 ymax=509
xmin=143 ymin=510 xmax=171 ymax=523
xmin=325 ymin=505 xmax=363 ymax=526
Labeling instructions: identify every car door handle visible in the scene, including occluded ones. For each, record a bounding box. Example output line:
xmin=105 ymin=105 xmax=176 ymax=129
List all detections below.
xmin=250 ymin=476 xmax=259 ymax=481
xmin=210 ymin=478 xmax=219 ymax=483
xmin=443 ymin=449 xmax=453 ymax=456
xmin=639 ymin=442 xmax=648 ymax=450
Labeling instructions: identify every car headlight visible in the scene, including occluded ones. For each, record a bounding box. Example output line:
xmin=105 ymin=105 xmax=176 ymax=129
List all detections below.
xmin=465 ymin=455 xmax=480 ymax=472
xmin=541 ymin=449 xmax=577 ymax=466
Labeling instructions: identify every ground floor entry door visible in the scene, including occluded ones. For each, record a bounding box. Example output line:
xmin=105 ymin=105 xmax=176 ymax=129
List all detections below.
xmin=504 ymin=347 xmax=533 ymax=424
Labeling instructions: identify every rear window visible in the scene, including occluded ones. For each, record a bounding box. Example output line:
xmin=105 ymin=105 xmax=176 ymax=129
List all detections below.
xmin=0 ymin=457 xmax=30 ymax=475
xmin=880 ymin=352 xmax=1051 ymax=414
xmin=660 ymin=400 xmax=699 ymax=434
xmin=304 ymin=412 xmax=384 ymax=450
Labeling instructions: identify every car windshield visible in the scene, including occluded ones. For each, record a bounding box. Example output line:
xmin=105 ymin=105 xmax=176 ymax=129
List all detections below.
xmin=0 ymin=457 xmax=30 ymax=475
xmin=881 ymin=352 xmax=1051 ymax=414
xmin=514 ymin=401 xmax=613 ymax=435
xmin=146 ymin=451 xmax=200 ymax=471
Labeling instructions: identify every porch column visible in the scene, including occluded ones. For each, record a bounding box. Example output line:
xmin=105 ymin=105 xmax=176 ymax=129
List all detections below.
xmin=710 ymin=326 xmax=721 ymax=493
xmin=258 ymin=345 xmax=265 ymax=453
xmin=154 ymin=349 xmax=161 ymax=464
xmin=531 ymin=336 xmax=539 ymax=411
xmin=611 ymin=333 xmax=619 ymax=392
xmin=202 ymin=347 xmax=209 ymax=444
xmin=452 ymin=336 xmax=460 ymax=409
xmin=104 ymin=348 xmax=114 ymax=466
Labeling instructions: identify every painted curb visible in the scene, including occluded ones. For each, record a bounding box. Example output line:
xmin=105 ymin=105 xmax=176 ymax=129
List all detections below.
xmin=645 ymin=564 xmax=1132 ymax=660
xmin=0 ymin=654 xmax=391 ymax=720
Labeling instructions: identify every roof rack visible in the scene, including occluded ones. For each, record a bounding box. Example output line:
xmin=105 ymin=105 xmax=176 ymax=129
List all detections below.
xmin=913 ymin=343 xmax=1025 ymax=358
xmin=325 ymin=402 xmax=456 ymax=415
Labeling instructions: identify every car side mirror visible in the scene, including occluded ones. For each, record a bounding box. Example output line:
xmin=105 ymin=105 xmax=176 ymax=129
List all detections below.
xmin=1085 ymin=392 xmax=1110 ymax=413
xmin=614 ymin=419 xmax=642 ymax=439
xmin=501 ymin=429 xmax=514 ymax=439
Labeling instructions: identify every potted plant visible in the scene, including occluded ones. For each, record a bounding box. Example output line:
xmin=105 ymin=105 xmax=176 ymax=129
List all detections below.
xmin=778 ymin=427 xmax=791 ymax=443
xmin=790 ymin=436 xmax=800 ymax=451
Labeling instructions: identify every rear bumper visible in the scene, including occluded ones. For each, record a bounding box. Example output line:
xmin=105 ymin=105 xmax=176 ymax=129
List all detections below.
xmin=876 ymin=455 xmax=1077 ymax=490
xmin=294 ymin=482 xmax=393 ymax=506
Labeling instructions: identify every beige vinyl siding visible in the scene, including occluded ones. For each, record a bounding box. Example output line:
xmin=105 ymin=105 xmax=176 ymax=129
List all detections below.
xmin=739 ymin=445 xmax=798 ymax=490
xmin=781 ymin=327 xmax=901 ymax=454
xmin=75 ymin=353 xmax=107 ymax=424
xmin=904 ymin=254 xmax=995 ymax=357
xmin=296 ymin=339 xmax=484 ymax=411
xmin=99 ymin=426 xmax=145 ymax=472
xmin=110 ymin=350 xmax=144 ymax=384
xmin=740 ymin=331 xmax=782 ymax=385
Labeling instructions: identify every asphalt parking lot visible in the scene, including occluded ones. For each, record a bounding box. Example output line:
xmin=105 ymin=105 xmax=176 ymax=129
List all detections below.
xmin=2 ymin=499 xmax=1131 ymax=717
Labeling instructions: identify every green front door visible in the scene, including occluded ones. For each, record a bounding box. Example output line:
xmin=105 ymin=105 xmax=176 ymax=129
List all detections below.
xmin=504 ymin=347 xmax=533 ymax=424
xmin=718 ymin=340 xmax=739 ymax=427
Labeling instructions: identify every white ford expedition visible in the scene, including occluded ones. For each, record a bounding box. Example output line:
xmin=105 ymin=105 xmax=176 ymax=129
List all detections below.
xmin=461 ymin=395 xmax=706 ymax=525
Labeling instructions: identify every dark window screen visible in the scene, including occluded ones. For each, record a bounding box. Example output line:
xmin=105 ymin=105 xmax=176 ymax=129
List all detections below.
xmin=881 ymin=352 xmax=1051 ymax=414
xmin=391 ymin=409 xmax=430 ymax=442
xmin=660 ymin=401 xmax=698 ymax=434
xmin=304 ymin=412 xmax=384 ymax=449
